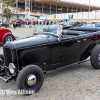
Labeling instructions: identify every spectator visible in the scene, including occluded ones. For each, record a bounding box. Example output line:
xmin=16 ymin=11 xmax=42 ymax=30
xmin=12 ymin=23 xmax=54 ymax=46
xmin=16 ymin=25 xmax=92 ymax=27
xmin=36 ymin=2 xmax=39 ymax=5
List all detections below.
xmin=5 ymin=20 xmax=8 ymax=28
xmin=29 ymin=20 xmax=31 ymax=25
xmin=19 ymin=20 xmax=22 ymax=27
xmin=11 ymin=21 xmax=13 ymax=29
xmin=42 ymin=21 xmax=44 ymax=25
xmin=13 ymin=21 xmax=16 ymax=29
xmin=47 ymin=21 xmax=49 ymax=25
xmin=36 ymin=20 xmax=38 ymax=25
xmin=33 ymin=21 xmax=35 ymax=25
xmin=26 ymin=19 xmax=29 ymax=25
xmin=51 ymin=21 xmax=53 ymax=25
xmin=40 ymin=21 xmax=42 ymax=25
xmin=0 ymin=21 xmax=2 ymax=28
xmin=22 ymin=20 xmax=25 ymax=27
xmin=43 ymin=21 xmax=45 ymax=25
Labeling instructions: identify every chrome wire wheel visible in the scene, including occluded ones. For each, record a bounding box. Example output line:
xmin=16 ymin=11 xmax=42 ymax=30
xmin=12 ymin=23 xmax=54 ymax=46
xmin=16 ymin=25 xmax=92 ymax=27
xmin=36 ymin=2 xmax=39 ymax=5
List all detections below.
xmin=4 ymin=34 xmax=15 ymax=44
xmin=6 ymin=36 xmax=13 ymax=43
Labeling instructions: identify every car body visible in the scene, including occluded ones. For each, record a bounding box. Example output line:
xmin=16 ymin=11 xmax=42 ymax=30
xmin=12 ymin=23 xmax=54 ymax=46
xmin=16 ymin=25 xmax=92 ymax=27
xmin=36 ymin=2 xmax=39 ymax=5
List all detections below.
xmin=0 ymin=25 xmax=100 ymax=94
xmin=81 ymin=23 xmax=96 ymax=27
xmin=91 ymin=21 xmax=100 ymax=27
xmin=0 ymin=28 xmax=16 ymax=44
xmin=51 ymin=22 xmax=72 ymax=29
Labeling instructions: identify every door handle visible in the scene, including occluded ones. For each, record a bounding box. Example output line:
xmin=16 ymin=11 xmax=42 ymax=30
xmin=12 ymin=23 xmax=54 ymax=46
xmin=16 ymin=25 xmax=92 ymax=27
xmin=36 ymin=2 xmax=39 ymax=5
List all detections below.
xmin=78 ymin=40 xmax=81 ymax=42
xmin=83 ymin=39 xmax=87 ymax=41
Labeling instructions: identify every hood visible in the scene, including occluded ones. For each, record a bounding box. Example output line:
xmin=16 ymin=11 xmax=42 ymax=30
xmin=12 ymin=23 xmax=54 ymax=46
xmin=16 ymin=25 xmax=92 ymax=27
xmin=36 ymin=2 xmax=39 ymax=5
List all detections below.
xmin=4 ymin=37 xmax=50 ymax=50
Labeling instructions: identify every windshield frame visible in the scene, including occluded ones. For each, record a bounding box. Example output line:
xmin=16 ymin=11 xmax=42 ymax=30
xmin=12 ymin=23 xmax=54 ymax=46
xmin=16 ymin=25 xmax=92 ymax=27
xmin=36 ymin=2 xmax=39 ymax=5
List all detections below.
xmin=33 ymin=25 xmax=63 ymax=37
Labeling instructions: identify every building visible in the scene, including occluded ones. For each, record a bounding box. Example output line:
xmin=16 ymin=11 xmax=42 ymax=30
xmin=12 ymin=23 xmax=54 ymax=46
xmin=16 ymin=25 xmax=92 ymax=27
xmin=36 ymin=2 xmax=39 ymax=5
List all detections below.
xmin=0 ymin=0 xmax=100 ymax=22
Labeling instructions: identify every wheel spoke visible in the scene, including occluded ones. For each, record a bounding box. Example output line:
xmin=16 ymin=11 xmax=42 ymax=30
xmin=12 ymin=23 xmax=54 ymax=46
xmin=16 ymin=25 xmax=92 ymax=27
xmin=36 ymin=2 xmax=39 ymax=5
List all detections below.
xmin=6 ymin=36 xmax=13 ymax=43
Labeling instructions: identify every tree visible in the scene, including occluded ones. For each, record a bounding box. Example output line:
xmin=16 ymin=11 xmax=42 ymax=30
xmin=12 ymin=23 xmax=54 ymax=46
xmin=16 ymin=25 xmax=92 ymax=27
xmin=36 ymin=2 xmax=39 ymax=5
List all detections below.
xmin=2 ymin=0 xmax=16 ymax=8
xmin=3 ymin=8 xmax=12 ymax=20
xmin=1 ymin=0 xmax=16 ymax=22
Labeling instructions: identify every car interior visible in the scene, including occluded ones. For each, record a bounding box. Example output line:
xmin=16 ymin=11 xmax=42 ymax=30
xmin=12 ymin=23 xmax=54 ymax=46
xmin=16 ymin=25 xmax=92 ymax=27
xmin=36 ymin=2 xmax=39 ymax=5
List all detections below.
xmin=61 ymin=27 xmax=100 ymax=38
xmin=62 ymin=30 xmax=84 ymax=38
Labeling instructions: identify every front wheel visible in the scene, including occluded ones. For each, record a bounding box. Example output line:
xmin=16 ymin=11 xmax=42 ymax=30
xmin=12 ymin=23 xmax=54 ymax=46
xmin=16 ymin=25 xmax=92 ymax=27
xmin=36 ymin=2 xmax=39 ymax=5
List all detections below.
xmin=4 ymin=34 xmax=15 ymax=44
xmin=16 ymin=65 xmax=44 ymax=94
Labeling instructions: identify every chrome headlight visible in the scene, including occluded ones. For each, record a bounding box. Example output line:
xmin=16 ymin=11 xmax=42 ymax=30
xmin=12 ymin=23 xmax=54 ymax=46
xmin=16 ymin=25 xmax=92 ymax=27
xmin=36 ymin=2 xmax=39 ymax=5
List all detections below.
xmin=9 ymin=63 xmax=16 ymax=74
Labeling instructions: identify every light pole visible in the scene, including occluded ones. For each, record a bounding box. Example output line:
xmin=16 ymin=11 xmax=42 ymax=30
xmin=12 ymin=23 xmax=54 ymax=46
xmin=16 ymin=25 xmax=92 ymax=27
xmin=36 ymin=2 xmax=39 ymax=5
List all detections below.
xmin=88 ymin=0 xmax=90 ymax=19
xmin=16 ymin=0 xmax=18 ymax=21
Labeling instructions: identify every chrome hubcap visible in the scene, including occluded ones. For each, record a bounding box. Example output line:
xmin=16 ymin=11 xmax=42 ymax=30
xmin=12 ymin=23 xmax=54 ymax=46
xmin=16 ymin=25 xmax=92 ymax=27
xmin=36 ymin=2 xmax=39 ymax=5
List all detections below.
xmin=6 ymin=36 xmax=13 ymax=43
xmin=99 ymin=54 xmax=100 ymax=61
xmin=27 ymin=74 xmax=37 ymax=86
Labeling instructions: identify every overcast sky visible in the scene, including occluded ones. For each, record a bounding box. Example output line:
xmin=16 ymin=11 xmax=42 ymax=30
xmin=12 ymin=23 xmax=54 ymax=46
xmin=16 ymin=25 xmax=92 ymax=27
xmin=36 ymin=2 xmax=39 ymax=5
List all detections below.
xmin=62 ymin=0 xmax=100 ymax=7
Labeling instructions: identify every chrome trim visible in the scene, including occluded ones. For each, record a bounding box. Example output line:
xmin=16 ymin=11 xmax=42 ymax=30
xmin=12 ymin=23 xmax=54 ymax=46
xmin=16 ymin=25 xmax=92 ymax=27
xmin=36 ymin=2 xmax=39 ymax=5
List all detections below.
xmin=9 ymin=63 xmax=16 ymax=74
xmin=27 ymin=74 xmax=37 ymax=86
xmin=3 ymin=46 xmax=13 ymax=66
xmin=10 ymin=43 xmax=19 ymax=71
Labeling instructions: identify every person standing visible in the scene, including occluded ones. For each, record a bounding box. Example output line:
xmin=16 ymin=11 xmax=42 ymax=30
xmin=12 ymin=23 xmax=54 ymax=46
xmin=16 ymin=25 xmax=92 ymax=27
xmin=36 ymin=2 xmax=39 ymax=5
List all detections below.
xmin=36 ymin=20 xmax=38 ymax=25
xmin=5 ymin=20 xmax=8 ymax=28
xmin=29 ymin=20 xmax=31 ymax=25
xmin=19 ymin=20 xmax=21 ymax=27
xmin=22 ymin=20 xmax=25 ymax=27
xmin=13 ymin=21 xmax=16 ymax=29
xmin=26 ymin=19 xmax=29 ymax=25
xmin=43 ymin=21 xmax=45 ymax=25
xmin=11 ymin=21 xmax=13 ymax=29
xmin=40 ymin=21 xmax=42 ymax=25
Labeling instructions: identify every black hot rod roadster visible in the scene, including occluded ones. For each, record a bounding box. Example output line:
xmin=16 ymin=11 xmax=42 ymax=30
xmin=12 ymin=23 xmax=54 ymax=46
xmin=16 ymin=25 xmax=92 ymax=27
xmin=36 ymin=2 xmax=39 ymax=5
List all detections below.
xmin=0 ymin=25 xmax=100 ymax=94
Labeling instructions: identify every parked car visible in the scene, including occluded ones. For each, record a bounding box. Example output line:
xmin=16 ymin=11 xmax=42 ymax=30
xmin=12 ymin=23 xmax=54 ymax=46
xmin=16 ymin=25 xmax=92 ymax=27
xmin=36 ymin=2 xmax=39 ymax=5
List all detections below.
xmin=1 ymin=23 xmax=10 ymax=27
xmin=81 ymin=23 xmax=96 ymax=27
xmin=0 ymin=25 xmax=100 ymax=94
xmin=67 ymin=21 xmax=81 ymax=27
xmin=0 ymin=28 xmax=16 ymax=44
xmin=91 ymin=21 xmax=100 ymax=27
xmin=52 ymin=22 xmax=72 ymax=29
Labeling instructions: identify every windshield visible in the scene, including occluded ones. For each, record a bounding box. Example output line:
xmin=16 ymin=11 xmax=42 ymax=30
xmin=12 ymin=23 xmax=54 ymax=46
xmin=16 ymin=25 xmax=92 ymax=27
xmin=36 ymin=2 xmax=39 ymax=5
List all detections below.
xmin=67 ymin=21 xmax=74 ymax=25
xmin=34 ymin=25 xmax=62 ymax=38
xmin=34 ymin=25 xmax=62 ymax=35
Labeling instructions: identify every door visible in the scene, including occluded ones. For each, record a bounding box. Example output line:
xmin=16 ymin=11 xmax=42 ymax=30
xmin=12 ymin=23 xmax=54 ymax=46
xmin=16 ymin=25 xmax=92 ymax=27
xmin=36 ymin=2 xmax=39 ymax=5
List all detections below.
xmin=61 ymin=36 xmax=82 ymax=64
xmin=47 ymin=38 xmax=62 ymax=65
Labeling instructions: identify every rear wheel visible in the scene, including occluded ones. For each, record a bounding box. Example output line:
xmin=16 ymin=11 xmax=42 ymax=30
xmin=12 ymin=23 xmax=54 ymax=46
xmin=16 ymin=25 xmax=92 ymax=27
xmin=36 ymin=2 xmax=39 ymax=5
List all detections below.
xmin=16 ymin=65 xmax=44 ymax=94
xmin=4 ymin=34 xmax=15 ymax=44
xmin=90 ymin=44 xmax=100 ymax=69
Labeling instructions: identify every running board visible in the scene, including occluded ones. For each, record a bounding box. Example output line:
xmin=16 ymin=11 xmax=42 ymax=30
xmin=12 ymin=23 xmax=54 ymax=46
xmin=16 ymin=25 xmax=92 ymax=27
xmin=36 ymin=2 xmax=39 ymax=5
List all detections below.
xmin=78 ymin=59 xmax=90 ymax=64
xmin=56 ymin=59 xmax=90 ymax=70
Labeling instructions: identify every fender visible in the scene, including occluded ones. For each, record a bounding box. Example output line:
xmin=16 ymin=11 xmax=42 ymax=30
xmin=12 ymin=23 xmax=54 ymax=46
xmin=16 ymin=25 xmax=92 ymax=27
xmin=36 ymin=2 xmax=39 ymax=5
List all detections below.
xmin=1 ymin=32 xmax=16 ymax=43
xmin=80 ymin=40 xmax=100 ymax=61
